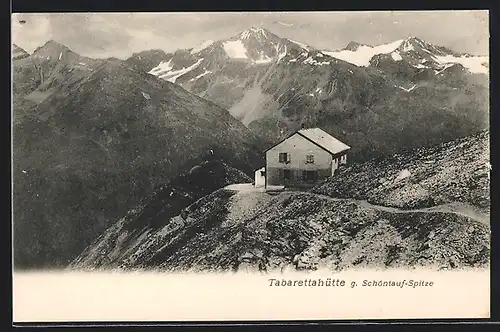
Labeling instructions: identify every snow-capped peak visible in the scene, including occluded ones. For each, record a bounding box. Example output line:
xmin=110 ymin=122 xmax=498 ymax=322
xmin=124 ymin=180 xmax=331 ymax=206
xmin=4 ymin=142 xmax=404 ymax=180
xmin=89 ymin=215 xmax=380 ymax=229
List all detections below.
xmin=221 ymin=27 xmax=287 ymax=62
xmin=397 ymin=36 xmax=488 ymax=74
xmin=239 ymin=27 xmax=268 ymax=40
xmin=320 ymin=36 xmax=488 ymax=74
xmin=433 ymin=54 xmax=488 ymax=74
xmin=322 ymin=39 xmax=404 ymax=67
xmin=398 ymin=37 xmax=444 ymax=56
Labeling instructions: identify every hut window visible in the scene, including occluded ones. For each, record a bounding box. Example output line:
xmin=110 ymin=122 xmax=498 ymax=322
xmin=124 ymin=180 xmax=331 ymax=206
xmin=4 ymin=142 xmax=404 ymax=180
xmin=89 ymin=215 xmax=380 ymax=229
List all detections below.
xmin=279 ymin=152 xmax=291 ymax=163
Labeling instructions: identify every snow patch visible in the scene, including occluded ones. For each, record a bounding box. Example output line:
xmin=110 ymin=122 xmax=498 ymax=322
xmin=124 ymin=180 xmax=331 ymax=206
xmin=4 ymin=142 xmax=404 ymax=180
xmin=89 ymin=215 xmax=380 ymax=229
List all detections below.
xmin=303 ymin=57 xmax=330 ymax=66
xmin=395 ymin=169 xmax=411 ymax=182
xmin=58 ymin=52 xmax=62 ymax=60
xmin=434 ymin=63 xmax=456 ymax=75
xmin=276 ymin=44 xmax=287 ymax=62
xmin=191 ymin=40 xmax=214 ymax=54
xmin=413 ymin=63 xmax=429 ymax=69
xmin=398 ymin=84 xmax=417 ymax=92
xmin=141 ymin=92 xmax=151 ymax=100
xmin=149 ymin=59 xmax=173 ymax=75
xmin=254 ymin=56 xmax=273 ymax=64
xmin=323 ymin=39 xmax=404 ymax=67
xmin=223 ymin=40 xmax=248 ymax=59
xmin=189 ymin=70 xmax=212 ymax=82
xmin=150 ymin=59 xmax=204 ymax=83
xmin=433 ymin=55 xmax=488 ymax=74
xmin=391 ymin=51 xmax=403 ymax=61
xmin=421 ymin=48 xmax=435 ymax=56
xmin=164 ymin=59 xmax=204 ymax=82
xmin=401 ymin=42 xmax=414 ymax=52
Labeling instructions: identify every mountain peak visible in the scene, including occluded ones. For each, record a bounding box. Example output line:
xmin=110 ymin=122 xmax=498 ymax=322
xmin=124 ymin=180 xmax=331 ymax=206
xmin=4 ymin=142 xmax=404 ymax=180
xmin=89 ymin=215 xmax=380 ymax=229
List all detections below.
xmin=12 ymin=43 xmax=30 ymax=60
xmin=238 ymin=27 xmax=273 ymax=40
xmin=42 ymin=39 xmax=68 ymax=49
xmin=399 ymin=36 xmax=444 ymax=51
xmin=397 ymin=36 xmax=459 ymax=57
xmin=13 ymin=43 xmax=26 ymax=52
xmin=248 ymin=26 xmax=268 ymax=33
xmin=402 ymin=36 xmax=427 ymax=45
xmin=32 ymin=40 xmax=73 ymax=57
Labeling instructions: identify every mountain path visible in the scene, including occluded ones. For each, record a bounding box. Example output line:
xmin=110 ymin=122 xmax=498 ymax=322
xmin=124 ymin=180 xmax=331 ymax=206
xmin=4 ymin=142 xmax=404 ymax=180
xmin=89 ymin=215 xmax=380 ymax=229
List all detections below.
xmin=224 ymin=183 xmax=490 ymax=225
xmin=320 ymin=194 xmax=490 ymax=225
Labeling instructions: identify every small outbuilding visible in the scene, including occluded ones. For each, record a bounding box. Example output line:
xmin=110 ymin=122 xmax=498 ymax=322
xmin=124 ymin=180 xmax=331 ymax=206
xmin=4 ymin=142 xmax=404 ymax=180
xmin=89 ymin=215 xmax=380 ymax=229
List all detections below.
xmin=254 ymin=167 xmax=266 ymax=188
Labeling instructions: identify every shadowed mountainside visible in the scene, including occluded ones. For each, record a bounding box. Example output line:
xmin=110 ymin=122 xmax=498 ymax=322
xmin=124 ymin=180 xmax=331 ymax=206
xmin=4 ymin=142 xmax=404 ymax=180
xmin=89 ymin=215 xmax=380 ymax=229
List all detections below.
xmin=13 ymin=46 xmax=264 ymax=269
xmin=70 ymin=160 xmax=251 ymax=268
xmin=127 ymin=28 xmax=489 ymax=162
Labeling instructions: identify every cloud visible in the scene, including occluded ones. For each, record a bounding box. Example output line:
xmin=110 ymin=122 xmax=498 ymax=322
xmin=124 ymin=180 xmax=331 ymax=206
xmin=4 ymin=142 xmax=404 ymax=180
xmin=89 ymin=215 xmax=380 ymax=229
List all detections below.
xmin=276 ymin=21 xmax=294 ymax=27
xmin=12 ymin=14 xmax=53 ymax=52
xmin=11 ymin=11 xmax=489 ymax=59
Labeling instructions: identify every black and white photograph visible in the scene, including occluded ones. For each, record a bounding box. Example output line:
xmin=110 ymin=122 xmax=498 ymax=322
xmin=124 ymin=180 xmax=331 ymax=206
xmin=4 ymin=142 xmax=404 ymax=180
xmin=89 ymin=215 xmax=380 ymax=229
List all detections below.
xmin=11 ymin=10 xmax=490 ymax=322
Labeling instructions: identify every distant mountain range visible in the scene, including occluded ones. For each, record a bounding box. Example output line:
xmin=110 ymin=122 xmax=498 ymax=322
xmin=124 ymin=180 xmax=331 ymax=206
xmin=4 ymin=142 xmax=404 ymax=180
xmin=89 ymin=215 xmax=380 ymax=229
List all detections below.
xmin=322 ymin=37 xmax=487 ymax=71
xmin=124 ymin=27 xmax=489 ymax=161
xmin=12 ymin=27 xmax=489 ymax=268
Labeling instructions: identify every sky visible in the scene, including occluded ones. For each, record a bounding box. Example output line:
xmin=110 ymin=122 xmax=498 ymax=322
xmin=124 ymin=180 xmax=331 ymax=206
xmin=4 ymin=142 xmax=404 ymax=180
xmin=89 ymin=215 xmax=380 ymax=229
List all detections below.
xmin=12 ymin=11 xmax=489 ymax=59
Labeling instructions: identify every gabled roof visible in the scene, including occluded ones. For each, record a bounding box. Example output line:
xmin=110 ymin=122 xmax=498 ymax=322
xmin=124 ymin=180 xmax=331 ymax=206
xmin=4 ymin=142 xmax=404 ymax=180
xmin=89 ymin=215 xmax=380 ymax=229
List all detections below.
xmin=263 ymin=127 xmax=350 ymax=155
xmin=297 ymin=128 xmax=351 ymax=154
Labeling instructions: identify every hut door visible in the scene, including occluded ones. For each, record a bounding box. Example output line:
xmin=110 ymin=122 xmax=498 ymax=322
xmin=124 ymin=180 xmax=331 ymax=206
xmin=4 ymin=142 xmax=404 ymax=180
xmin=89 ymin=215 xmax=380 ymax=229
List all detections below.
xmin=303 ymin=170 xmax=318 ymax=182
